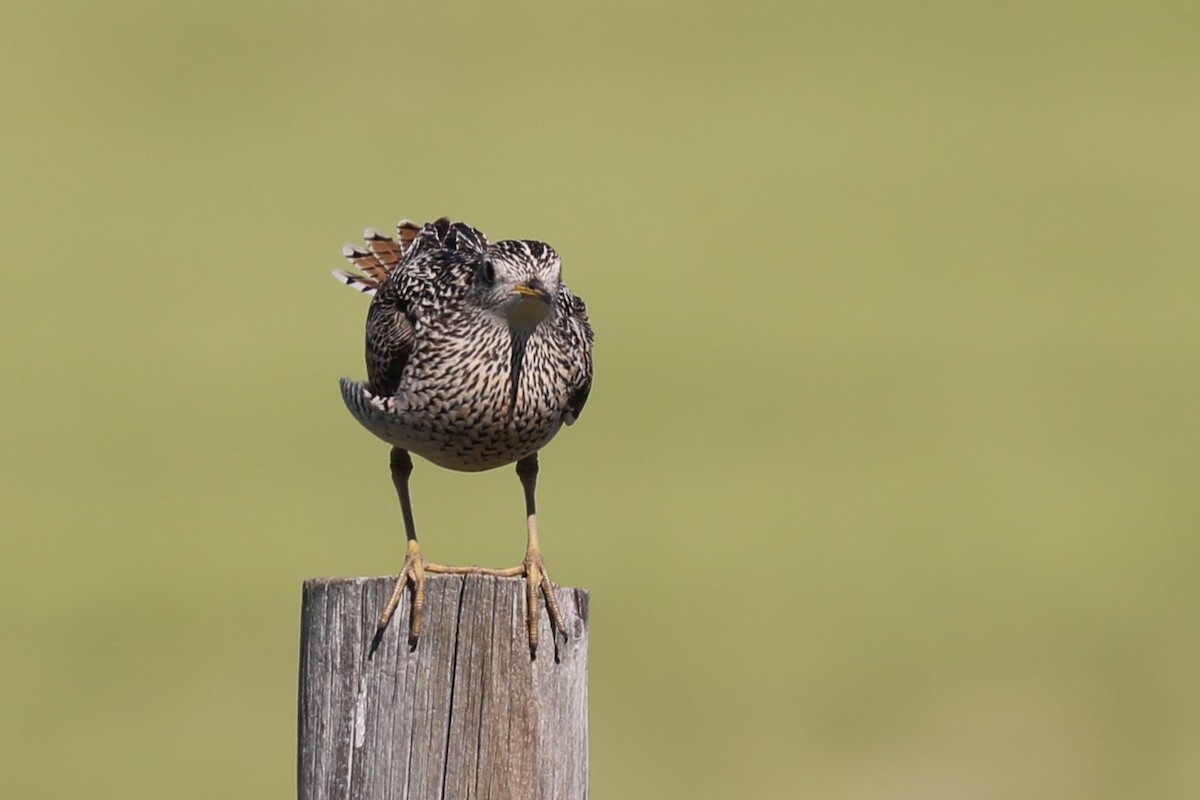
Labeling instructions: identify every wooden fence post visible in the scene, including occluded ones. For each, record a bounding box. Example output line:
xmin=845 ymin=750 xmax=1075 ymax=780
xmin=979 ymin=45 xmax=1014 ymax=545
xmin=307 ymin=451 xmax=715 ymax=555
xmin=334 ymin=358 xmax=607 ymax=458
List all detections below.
xmin=298 ymin=574 xmax=589 ymax=799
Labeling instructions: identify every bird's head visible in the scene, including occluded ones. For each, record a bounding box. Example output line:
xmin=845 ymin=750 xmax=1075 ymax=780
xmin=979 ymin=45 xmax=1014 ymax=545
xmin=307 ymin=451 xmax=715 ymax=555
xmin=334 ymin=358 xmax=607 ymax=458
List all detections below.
xmin=472 ymin=240 xmax=562 ymax=329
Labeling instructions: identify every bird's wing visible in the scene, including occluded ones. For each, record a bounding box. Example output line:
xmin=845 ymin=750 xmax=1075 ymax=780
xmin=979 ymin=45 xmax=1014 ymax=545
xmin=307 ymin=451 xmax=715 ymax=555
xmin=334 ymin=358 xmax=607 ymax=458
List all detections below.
xmin=562 ymin=289 xmax=595 ymax=425
xmin=565 ymin=377 xmax=591 ymax=425
xmin=338 ymin=217 xmax=489 ymax=396
xmin=407 ymin=217 xmax=490 ymax=262
xmin=365 ymin=280 xmax=415 ymax=396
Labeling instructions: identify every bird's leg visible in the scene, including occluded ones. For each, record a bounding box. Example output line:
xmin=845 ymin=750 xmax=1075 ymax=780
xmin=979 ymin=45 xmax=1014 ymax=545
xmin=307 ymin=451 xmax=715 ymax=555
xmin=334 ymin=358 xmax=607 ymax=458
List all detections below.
xmin=378 ymin=447 xmax=430 ymax=639
xmin=516 ymin=453 xmax=567 ymax=652
xmin=377 ymin=448 xmax=565 ymax=652
xmin=378 ymin=447 xmax=520 ymax=637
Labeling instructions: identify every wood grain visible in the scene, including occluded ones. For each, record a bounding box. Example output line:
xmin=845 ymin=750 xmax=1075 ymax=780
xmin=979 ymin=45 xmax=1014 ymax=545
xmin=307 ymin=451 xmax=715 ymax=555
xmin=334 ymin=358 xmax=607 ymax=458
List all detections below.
xmin=298 ymin=574 xmax=589 ymax=799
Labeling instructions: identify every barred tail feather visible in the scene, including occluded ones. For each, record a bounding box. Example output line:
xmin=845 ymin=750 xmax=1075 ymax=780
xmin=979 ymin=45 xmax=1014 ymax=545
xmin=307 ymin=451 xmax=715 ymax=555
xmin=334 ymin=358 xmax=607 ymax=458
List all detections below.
xmin=396 ymin=220 xmax=421 ymax=259
xmin=332 ymin=220 xmax=436 ymax=296
xmin=331 ymin=268 xmax=378 ymax=295
xmin=364 ymin=228 xmax=403 ymax=272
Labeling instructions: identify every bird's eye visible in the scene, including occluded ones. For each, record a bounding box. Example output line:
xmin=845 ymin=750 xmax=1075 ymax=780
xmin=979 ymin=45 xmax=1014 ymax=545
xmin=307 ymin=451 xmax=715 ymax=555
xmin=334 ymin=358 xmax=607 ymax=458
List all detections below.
xmin=479 ymin=259 xmax=496 ymax=286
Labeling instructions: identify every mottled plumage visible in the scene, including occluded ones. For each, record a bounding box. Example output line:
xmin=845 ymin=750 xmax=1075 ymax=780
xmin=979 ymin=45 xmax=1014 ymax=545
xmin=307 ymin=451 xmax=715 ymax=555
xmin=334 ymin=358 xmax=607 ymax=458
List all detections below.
xmin=337 ymin=218 xmax=593 ymax=469
xmin=333 ymin=217 xmax=594 ymax=652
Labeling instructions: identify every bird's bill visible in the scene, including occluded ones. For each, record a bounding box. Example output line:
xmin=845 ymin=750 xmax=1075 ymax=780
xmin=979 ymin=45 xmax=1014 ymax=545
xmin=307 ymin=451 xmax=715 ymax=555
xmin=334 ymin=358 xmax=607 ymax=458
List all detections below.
xmin=513 ymin=283 xmax=550 ymax=302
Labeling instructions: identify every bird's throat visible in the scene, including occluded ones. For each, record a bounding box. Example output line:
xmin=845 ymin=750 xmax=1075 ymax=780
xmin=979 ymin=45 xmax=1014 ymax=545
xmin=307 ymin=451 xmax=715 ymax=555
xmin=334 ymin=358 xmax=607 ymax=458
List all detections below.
xmin=505 ymin=297 xmax=552 ymax=329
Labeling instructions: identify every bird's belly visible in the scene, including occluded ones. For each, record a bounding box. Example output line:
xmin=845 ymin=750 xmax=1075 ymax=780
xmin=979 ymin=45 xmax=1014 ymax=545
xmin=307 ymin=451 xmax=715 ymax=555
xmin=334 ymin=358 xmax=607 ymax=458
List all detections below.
xmin=397 ymin=402 xmax=565 ymax=472
xmin=347 ymin=375 xmax=568 ymax=472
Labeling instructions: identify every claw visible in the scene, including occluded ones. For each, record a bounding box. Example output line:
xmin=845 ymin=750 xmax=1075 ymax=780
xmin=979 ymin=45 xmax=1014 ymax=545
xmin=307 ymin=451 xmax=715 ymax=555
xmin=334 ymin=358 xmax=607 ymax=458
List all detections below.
xmin=375 ymin=540 xmax=567 ymax=655
xmin=379 ymin=539 xmax=428 ymax=640
xmin=524 ymin=547 xmax=566 ymax=654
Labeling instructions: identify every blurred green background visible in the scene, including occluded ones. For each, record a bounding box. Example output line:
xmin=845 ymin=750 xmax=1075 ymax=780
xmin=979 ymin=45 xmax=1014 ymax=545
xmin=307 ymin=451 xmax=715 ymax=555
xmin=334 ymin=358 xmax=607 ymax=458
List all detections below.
xmin=3 ymin=1 xmax=1199 ymax=797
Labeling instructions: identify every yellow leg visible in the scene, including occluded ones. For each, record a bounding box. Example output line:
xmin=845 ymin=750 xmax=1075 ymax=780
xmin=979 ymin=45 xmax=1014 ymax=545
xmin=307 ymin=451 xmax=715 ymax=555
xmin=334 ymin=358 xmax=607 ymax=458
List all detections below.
xmin=517 ymin=454 xmax=567 ymax=653
xmin=380 ymin=448 xmax=566 ymax=653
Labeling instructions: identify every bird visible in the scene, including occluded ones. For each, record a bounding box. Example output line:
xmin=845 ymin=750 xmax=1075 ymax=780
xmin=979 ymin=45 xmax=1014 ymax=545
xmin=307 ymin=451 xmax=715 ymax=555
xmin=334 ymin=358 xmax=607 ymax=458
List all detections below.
xmin=332 ymin=217 xmax=594 ymax=653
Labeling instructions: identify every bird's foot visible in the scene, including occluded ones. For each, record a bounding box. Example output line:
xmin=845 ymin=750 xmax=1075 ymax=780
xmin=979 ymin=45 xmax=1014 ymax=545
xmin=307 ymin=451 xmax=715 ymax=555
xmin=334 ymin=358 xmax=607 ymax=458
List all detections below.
xmin=519 ymin=546 xmax=567 ymax=655
xmin=455 ymin=549 xmax=567 ymax=653
xmin=377 ymin=542 xmax=565 ymax=654
xmin=378 ymin=538 xmax=431 ymax=641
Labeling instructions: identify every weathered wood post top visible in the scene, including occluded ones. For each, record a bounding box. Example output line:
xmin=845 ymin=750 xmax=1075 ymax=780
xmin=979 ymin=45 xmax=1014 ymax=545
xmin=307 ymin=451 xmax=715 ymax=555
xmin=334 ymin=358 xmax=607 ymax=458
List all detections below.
xmin=298 ymin=574 xmax=589 ymax=800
